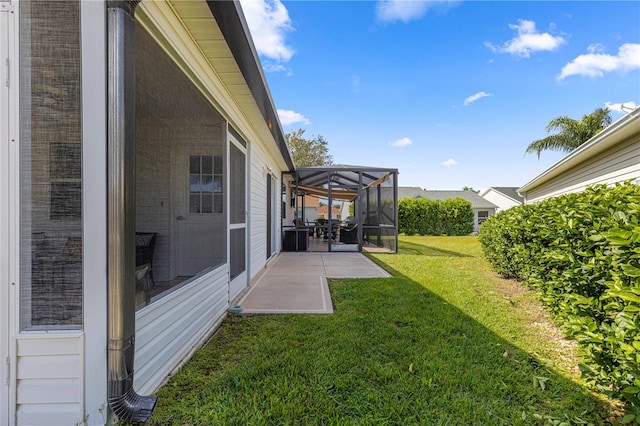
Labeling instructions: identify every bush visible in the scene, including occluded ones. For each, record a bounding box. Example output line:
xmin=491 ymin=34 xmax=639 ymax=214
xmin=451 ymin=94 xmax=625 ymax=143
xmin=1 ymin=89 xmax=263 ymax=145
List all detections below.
xmin=399 ymin=197 xmax=473 ymax=236
xmin=478 ymin=182 xmax=640 ymax=418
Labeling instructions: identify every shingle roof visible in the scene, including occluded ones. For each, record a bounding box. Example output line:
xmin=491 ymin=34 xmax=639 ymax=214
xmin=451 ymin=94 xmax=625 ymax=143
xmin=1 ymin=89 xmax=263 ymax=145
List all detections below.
xmin=486 ymin=187 xmax=524 ymax=203
xmin=398 ymin=187 xmax=498 ymax=209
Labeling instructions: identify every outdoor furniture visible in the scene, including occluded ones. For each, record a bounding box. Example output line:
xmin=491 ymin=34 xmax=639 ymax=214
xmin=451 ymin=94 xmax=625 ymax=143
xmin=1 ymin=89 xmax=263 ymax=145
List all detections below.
xmin=135 ymin=264 xmax=152 ymax=310
xmin=339 ymin=224 xmax=358 ymax=244
xmin=283 ymin=228 xmax=309 ymax=251
xmin=135 ymin=232 xmax=157 ymax=287
xmin=323 ymin=224 xmax=337 ymax=241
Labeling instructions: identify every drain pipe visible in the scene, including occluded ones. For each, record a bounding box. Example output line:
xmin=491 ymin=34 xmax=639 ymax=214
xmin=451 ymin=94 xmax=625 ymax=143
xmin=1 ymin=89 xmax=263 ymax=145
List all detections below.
xmin=107 ymin=1 xmax=156 ymax=422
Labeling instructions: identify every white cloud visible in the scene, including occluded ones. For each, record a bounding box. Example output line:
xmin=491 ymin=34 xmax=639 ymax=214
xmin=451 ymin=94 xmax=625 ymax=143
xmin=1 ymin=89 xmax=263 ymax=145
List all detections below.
xmin=463 ymin=91 xmax=492 ymax=106
xmin=605 ymin=101 xmax=638 ymax=113
xmin=263 ymin=63 xmax=293 ymax=76
xmin=240 ymin=0 xmax=295 ymax=63
xmin=587 ymin=43 xmax=606 ymax=54
xmin=375 ymin=0 xmax=460 ymax=23
xmin=558 ymin=43 xmax=640 ymax=80
xmin=485 ymin=19 xmax=566 ymax=58
xmin=277 ymin=109 xmax=310 ymax=126
xmin=390 ymin=137 xmax=413 ymax=147
xmin=441 ymin=158 xmax=458 ymax=166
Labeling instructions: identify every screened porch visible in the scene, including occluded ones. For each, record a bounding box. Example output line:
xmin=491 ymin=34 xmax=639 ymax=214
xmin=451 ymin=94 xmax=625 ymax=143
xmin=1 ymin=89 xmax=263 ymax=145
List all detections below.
xmin=283 ymin=165 xmax=399 ymax=253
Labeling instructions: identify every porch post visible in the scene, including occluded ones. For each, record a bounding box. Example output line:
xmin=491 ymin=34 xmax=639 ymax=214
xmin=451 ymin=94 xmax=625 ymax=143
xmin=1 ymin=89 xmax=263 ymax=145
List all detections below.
xmin=393 ymin=171 xmax=399 ymax=253
xmin=357 ymin=172 xmax=363 ymax=252
xmin=107 ymin=1 xmax=156 ymax=422
xmin=327 ymin=172 xmax=333 ymax=252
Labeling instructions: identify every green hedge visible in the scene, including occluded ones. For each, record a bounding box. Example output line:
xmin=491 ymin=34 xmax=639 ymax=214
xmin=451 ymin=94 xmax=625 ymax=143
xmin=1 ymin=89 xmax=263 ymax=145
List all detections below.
xmin=478 ymin=182 xmax=640 ymax=420
xmin=399 ymin=197 xmax=474 ymax=236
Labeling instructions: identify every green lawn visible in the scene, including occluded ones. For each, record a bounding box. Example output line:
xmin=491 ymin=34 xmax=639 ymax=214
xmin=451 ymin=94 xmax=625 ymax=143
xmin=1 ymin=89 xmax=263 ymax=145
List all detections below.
xmin=146 ymin=236 xmax=620 ymax=425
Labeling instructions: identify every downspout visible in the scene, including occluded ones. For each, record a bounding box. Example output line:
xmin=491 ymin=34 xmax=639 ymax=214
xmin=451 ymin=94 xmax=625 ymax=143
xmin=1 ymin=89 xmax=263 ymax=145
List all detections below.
xmin=107 ymin=1 xmax=156 ymax=422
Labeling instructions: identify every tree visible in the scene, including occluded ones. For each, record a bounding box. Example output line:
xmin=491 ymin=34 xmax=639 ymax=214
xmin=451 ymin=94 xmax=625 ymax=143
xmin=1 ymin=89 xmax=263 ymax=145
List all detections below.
xmin=285 ymin=128 xmax=333 ymax=167
xmin=463 ymin=187 xmax=479 ymax=193
xmin=525 ymin=108 xmax=612 ymax=159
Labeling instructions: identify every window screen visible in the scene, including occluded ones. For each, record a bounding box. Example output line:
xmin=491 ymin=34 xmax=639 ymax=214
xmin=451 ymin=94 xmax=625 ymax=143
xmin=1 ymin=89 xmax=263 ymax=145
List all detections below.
xmin=134 ymin=14 xmax=226 ymax=307
xmin=19 ymin=0 xmax=83 ymax=330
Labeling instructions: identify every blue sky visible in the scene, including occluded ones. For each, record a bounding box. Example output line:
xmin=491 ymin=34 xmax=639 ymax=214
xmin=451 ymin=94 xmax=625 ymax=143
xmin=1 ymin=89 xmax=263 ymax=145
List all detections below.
xmin=239 ymin=0 xmax=640 ymax=191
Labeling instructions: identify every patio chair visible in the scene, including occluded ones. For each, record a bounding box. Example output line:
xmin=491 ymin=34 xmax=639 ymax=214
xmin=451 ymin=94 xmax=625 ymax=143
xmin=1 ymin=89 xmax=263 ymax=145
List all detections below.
xmin=135 ymin=232 xmax=157 ymax=287
xmin=339 ymin=223 xmax=358 ymax=244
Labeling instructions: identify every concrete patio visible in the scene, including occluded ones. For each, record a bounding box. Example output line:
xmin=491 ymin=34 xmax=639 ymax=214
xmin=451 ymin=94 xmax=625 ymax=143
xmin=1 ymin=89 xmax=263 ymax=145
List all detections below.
xmin=235 ymin=252 xmax=391 ymax=314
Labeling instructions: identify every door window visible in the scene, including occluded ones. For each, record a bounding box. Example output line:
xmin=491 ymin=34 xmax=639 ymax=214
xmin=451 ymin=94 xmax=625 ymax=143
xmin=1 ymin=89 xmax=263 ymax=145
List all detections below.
xmin=189 ymin=155 xmax=222 ymax=214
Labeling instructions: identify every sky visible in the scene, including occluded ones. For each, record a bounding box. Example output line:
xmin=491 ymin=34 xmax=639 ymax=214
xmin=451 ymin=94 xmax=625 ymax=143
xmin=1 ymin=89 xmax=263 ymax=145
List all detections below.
xmin=238 ymin=0 xmax=640 ymax=191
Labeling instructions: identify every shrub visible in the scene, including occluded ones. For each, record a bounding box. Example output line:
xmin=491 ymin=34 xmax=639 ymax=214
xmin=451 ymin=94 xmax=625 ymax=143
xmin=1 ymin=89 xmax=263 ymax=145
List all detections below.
xmin=399 ymin=197 xmax=473 ymax=236
xmin=478 ymin=182 xmax=640 ymax=418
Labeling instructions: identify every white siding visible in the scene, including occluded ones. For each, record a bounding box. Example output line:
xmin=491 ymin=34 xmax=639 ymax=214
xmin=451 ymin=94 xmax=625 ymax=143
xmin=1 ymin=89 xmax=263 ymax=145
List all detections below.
xmin=81 ymin=2 xmax=109 ymax=423
xmin=15 ymin=335 xmax=85 ymax=425
xmin=481 ymin=190 xmax=521 ymax=212
xmin=249 ymin=141 xmax=284 ymax=282
xmin=525 ymin=136 xmax=640 ymax=203
xmin=472 ymin=208 xmax=495 ymax=233
xmin=134 ymin=265 xmax=229 ymax=395
xmin=250 ymin=144 xmax=267 ymax=278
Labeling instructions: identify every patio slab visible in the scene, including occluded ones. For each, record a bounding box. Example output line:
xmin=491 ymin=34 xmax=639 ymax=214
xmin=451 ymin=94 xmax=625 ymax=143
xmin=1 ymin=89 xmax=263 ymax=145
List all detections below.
xmin=236 ymin=252 xmax=391 ymax=314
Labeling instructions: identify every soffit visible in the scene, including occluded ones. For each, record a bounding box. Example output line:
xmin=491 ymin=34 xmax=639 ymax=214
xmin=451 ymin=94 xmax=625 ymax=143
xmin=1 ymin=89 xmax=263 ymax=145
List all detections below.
xmin=159 ymin=0 xmax=290 ymax=169
xmin=169 ymin=1 xmax=255 ymax=102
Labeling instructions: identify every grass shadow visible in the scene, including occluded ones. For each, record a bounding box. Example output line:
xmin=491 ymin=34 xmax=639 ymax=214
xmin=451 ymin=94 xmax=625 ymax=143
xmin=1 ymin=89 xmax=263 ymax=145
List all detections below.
xmin=146 ymin=238 xmax=620 ymax=425
xmin=397 ymin=239 xmax=472 ymax=258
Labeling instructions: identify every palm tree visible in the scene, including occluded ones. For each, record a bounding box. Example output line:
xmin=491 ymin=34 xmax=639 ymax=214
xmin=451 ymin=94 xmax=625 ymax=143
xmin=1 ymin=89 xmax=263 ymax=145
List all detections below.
xmin=525 ymin=108 xmax=612 ymax=158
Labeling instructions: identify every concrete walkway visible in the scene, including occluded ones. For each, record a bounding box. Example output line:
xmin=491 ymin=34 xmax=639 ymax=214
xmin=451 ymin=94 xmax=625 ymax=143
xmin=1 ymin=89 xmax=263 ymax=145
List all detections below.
xmin=236 ymin=252 xmax=391 ymax=314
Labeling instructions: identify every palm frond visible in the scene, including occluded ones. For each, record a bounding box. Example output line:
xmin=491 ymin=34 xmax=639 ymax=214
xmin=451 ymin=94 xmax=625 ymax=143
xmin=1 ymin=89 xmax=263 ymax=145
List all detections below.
xmin=527 ymin=107 xmax=613 ymax=158
xmin=525 ymin=135 xmax=576 ymax=159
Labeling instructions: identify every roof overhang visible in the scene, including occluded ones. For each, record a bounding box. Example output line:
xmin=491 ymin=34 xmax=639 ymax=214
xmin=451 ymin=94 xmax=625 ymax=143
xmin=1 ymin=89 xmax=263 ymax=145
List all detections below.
xmin=142 ymin=0 xmax=294 ymax=171
xmin=519 ymin=108 xmax=640 ymax=194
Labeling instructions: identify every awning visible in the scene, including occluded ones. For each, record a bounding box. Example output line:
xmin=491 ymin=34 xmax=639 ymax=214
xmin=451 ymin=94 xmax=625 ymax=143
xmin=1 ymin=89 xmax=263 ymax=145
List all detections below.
xmin=292 ymin=164 xmax=398 ymax=201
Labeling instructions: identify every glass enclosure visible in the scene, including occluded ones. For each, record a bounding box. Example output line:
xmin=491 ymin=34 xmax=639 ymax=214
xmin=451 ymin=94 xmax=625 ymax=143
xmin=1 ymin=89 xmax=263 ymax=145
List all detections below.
xmin=19 ymin=0 xmax=83 ymax=330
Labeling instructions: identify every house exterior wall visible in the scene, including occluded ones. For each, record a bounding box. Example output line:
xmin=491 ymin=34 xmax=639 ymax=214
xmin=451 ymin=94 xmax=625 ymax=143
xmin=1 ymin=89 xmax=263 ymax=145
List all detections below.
xmin=15 ymin=335 xmax=85 ymax=425
xmin=248 ymin=140 xmax=282 ymax=280
xmin=7 ymin=2 xmax=108 ymax=425
xmin=4 ymin=1 xmax=292 ymax=425
xmin=134 ymin=265 xmax=229 ymax=395
xmin=472 ymin=208 xmax=495 ymax=233
xmin=481 ymin=190 xmax=521 ymax=212
xmin=523 ymin=135 xmax=640 ymax=203
xmin=133 ymin=0 xmax=287 ymax=395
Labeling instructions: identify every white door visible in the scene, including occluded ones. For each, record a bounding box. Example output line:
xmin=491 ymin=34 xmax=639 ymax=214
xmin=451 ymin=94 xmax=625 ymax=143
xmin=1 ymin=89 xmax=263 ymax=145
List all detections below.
xmin=0 ymin=2 xmax=13 ymax=422
xmin=228 ymin=134 xmax=247 ymax=301
xmin=172 ymin=150 xmax=224 ymax=277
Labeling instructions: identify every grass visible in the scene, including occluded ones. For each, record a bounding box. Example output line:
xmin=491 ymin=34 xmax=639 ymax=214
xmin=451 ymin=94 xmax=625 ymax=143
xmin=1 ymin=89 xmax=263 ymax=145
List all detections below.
xmin=146 ymin=236 xmax=621 ymax=425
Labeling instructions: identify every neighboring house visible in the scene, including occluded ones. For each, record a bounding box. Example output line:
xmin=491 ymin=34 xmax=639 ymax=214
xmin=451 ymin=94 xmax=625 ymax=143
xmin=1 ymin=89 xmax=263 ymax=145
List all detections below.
xmin=398 ymin=187 xmax=498 ymax=233
xmin=479 ymin=187 xmax=524 ymax=212
xmin=297 ymin=195 xmax=320 ymax=223
xmin=0 ymin=1 xmax=296 ymax=424
xmin=519 ymin=108 xmax=640 ymax=203
xmin=317 ymin=204 xmax=342 ymax=220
